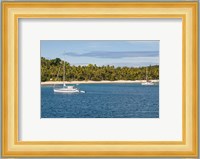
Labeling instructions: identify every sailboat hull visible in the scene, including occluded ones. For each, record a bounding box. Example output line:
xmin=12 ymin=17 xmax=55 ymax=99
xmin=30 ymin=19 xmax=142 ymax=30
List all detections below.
xmin=54 ymin=88 xmax=80 ymax=93
xmin=141 ymin=82 xmax=154 ymax=86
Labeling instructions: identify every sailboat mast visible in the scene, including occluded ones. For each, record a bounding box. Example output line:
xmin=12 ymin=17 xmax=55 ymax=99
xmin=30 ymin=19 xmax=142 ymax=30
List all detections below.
xmin=63 ymin=60 xmax=65 ymax=85
xmin=146 ymin=67 xmax=148 ymax=81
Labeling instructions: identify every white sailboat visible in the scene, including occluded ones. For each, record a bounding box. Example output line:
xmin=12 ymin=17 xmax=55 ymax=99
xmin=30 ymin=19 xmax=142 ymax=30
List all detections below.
xmin=53 ymin=61 xmax=85 ymax=93
xmin=141 ymin=67 xmax=154 ymax=86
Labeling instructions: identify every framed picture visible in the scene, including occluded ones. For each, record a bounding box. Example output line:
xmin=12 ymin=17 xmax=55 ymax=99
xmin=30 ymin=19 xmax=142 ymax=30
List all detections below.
xmin=2 ymin=2 xmax=198 ymax=157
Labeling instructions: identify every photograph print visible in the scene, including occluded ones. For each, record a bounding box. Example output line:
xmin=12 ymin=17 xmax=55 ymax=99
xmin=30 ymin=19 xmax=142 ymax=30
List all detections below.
xmin=41 ymin=40 xmax=159 ymax=118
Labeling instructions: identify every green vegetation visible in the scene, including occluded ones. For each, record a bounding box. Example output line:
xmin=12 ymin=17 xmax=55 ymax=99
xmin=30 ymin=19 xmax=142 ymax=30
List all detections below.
xmin=41 ymin=57 xmax=159 ymax=82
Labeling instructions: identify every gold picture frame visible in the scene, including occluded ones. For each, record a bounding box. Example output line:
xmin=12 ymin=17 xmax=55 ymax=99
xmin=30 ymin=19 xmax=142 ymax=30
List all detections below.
xmin=2 ymin=2 xmax=198 ymax=157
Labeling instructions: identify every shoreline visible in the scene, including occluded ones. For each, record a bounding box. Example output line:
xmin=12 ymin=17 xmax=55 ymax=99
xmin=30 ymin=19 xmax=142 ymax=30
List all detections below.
xmin=41 ymin=80 xmax=159 ymax=85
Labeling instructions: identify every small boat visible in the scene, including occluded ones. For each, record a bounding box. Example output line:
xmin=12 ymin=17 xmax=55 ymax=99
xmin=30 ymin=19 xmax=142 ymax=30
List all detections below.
xmin=54 ymin=85 xmax=85 ymax=93
xmin=53 ymin=60 xmax=85 ymax=93
xmin=141 ymin=67 xmax=155 ymax=86
xmin=141 ymin=81 xmax=154 ymax=86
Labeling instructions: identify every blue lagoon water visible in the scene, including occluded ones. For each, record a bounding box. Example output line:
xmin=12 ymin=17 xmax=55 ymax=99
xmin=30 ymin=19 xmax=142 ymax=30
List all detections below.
xmin=41 ymin=84 xmax=159 ymax=118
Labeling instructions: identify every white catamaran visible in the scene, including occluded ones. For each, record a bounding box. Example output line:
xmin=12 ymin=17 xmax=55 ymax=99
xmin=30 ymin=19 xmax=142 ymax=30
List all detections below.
xmin=141 ymin=67 xmax=154 ymax=86
xmin=53 ymin=61 xmax=85 ymax=93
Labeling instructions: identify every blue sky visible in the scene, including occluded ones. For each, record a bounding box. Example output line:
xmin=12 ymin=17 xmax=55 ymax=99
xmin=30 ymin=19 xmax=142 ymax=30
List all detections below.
xmin=41 ymin=40 xmax=159 ymax=67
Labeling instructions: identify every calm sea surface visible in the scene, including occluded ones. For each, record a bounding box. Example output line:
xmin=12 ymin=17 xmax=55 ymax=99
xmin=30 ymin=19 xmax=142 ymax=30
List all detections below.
xmin=41 ymin=83 xmax=159 ymax=118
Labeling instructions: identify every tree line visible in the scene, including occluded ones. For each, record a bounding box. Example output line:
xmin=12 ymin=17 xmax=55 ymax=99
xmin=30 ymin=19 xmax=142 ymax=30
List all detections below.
xmin=41 ymin=57 xmax=159 ymax=82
